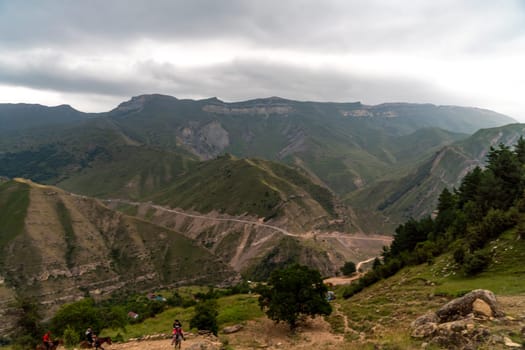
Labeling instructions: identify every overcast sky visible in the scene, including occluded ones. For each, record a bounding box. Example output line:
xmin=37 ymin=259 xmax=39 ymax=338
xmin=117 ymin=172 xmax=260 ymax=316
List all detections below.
xmin=0 ymin=0 xmax=524 ymax=120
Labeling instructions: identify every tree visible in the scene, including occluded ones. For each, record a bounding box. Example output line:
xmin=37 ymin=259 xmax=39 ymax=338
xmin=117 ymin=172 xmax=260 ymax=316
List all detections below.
xmin=257 ymin=264 xmax=332 ymax=330
xmin=515 ymin=136 xmax=525 ymax=164
xmin=434 ymin=188 xmax=458 ymax=234
xmin=50 ymin=298 xmax=102 ymax=340
xmin=372 ymin=257 xmax=382 ymax=270
xmin=190 ymin=299 xmax=219 ymax=335
xmin=482 ymin=144 xmax=523 ymax=210
xmin=8 ymin=295 xmax=43 ymax=349
xmin=389 ymin=217 xmax=433 ymax=257
xmin=456 ymin=166 xmax=483 ymax=208
xmin=340 ymin=261 xmax=356 ymax=275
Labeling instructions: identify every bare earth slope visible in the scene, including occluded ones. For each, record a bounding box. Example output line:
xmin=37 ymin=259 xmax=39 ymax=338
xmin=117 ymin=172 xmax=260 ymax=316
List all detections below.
xmin=106 ymin=199 xmax=392 ymax=278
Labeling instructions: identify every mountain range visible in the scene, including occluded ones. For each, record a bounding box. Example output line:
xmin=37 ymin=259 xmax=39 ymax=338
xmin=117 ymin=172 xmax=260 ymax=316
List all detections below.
xmin=0 ymin=94 xmax=522 ymax=325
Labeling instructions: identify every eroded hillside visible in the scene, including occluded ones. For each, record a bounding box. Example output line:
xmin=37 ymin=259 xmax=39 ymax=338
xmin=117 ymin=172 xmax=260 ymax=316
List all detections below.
xmin=0 ymin=179 xmax=237 ymax=335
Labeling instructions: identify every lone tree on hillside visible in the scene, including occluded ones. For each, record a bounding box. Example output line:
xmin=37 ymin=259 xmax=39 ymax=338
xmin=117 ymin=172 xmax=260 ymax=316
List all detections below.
xmin=340 ymin=261 xmax=356 ymax=276
xmin=256 ymin=264 xmax=332 ymax=330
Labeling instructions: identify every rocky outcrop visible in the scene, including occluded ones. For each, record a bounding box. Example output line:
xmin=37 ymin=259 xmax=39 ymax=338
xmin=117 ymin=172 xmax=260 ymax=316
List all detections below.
xmin=435 ymin=289 xmax=504 ymax=322
xmin=178 ymin=121 xmax=230 ymax=159
xmin=411 ymin=289 xmax=506 ymax=349
xmin=202 ymin=104 xmax=293 ymax=116
xmin=222 ymin=324 xmax=243 ymax=334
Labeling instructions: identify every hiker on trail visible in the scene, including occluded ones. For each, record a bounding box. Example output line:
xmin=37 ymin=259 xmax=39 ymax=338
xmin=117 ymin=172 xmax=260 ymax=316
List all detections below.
xmin=85 ymin=327 xmax=95 ymax=347
xmin=171 ymin=319 xmax=185 ymax=347
xmin=42 ymin=331 xmax=53 ymax=350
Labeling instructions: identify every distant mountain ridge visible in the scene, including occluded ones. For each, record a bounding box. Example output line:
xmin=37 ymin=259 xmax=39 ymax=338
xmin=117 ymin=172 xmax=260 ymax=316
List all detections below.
xmin=349 ymin=123 xmax=525 ymax=232
xmin=97 ymin=94 xmax=513 ymax=193
xmin=0 ymin=94 xmax=517 ymax=234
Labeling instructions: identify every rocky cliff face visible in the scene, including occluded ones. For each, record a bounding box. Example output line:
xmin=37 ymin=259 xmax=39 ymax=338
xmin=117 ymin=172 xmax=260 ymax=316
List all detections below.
xmin=178 ymin=120 xmax=230 ymax=159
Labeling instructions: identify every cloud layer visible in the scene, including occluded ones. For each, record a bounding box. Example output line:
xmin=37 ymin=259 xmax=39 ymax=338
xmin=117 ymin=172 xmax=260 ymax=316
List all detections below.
xmin=0 ymin=0 xmax=524 ymax=119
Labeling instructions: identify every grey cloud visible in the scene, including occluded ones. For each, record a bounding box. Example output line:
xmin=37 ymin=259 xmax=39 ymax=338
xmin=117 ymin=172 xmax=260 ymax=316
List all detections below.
xmin=0 ymin=51 xmax=513 ymax=116
xmin=135 ymin=58 xmax=459 ymax=106
xmin=0 ymin=1 xmax=523 ymax=116
xmin=1 ymin=0 xmax=523 ymax=54
xmin=0 ymin=55 xmax=147 ymax=96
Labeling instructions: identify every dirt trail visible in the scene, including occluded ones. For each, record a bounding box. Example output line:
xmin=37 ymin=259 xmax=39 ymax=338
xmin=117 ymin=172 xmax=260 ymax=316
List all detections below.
xmin=102 ymin=316 xmax=345 ymax=350
xmin=323 ymin=256 xmax=379 ymax=286
xmin=102 ymin=198 xmax=393 ymax=244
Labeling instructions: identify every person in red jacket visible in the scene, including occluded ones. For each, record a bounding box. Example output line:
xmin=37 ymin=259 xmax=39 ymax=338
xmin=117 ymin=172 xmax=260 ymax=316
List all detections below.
xmin=42 ymin=331 xmax=52 ymax=350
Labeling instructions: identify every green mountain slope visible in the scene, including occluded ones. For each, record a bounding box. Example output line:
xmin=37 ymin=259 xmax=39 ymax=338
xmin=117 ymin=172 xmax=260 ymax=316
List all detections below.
xmin=0 ymin=96 xmax=512 ymax=196
xmin=0 ymin=96 xmax=515 ymax=236
xmin=335 ymin=138 xmax=525 ymax=348
xmin=146 ymin=154 xmax=336 ymax=222
xmin=104 ymin=95 xmax=504 ymax=195
xmin=349 ymin=124 xmax=525 ymax=232
xmin=0 ymin=103 xmax=86 ymax=132
xmin=336 ymin=229 xmax=525 ymax=348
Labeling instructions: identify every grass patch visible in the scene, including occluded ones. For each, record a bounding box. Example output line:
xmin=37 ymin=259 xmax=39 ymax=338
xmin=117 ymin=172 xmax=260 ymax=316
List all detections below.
xmin=217 ymin=294 xmax=263 ymax=326
xmin=0 ymin=181 xmax=30 ymax=264
xmin=324 ymin=313 xmax=345 ymax=334
xmin=104 ymin=293 xmax=263 ymax=340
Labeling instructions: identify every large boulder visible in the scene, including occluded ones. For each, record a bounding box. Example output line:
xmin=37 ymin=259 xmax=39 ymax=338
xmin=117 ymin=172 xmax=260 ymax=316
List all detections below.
xmin=435 ymin=289 xmax=504 ymax=322
xmin=411 ymin=289 xmax=505 ymax=349
xmin=472 ymin=298 xmax=492 ymax=318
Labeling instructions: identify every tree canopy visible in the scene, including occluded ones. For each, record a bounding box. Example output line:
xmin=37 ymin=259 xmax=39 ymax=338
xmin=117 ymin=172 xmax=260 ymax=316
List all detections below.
xmin=256 ymin=264 xmax=331 ymax=330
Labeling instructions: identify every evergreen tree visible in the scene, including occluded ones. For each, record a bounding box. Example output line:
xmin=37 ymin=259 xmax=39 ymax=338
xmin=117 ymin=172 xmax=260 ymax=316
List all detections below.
xmin=515 ymin=136 xmax=525 ymax=164
xmin=435 ymin=188 xmax=457 ymax=234
xmin=389 ymin=217 xmax=433 ymax=257
xmin=483 ymin=144 xmax=523 ymax=209
xmin=457 ymin=166 xmax=483 ymax=208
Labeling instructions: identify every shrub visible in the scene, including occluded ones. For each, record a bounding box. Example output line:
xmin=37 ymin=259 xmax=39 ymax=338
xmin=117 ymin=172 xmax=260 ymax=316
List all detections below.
xmin=463 ymin=250 xmax=491 ymax=276
xmin=190 ymin=299 xmax=219 ymax=335
xmin=342 ymin=283 xmax=364 ymax=299
xmin=63 ymin=325 xmax=79 ymax=349
xmin=453 ymin=245 xmax=466 ymax=264
xmin=167 ymin=291 xmax=183 ymax=307
xmin=113 ymin=333 xmax=124 ymax=343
